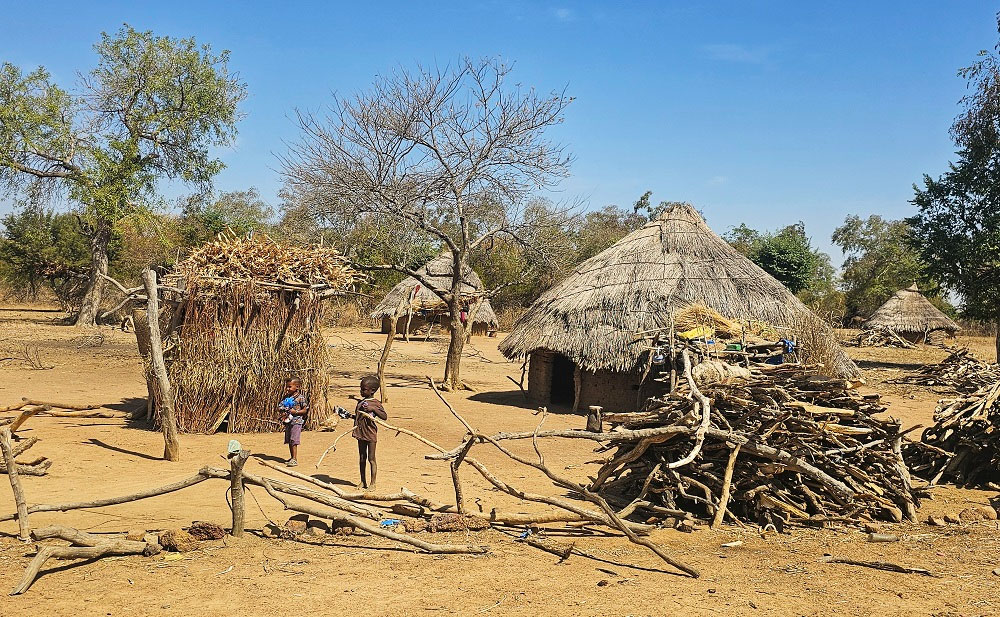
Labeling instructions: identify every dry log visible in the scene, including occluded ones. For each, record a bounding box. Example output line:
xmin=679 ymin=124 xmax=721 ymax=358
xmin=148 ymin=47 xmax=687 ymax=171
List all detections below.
xmin=258 ymin=478 xmax=487 ymax=555
xmin=711 ymin=444 xmax=741 ymax=528
xmin=0 ymin=469 xmax=214 ymax=522
xmin=21 ymin=398 xmax=99 ymax=411
xmin=1 ymin=427 xmax=30 ymax=541
xmin=9 ymin=406 xmax=49 ymax=433
xmin=10 ymin=526 xmax=155 ymax=595
xmin=822 ymin=556 xmax=935 ymax=576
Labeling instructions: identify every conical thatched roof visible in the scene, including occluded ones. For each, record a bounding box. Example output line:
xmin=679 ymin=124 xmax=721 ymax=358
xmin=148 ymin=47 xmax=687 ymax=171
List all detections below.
xmin=500 ymin=204 xmax=859 ymax=378
xmin=370 ymin=252 xmax=499 ymax=327
xmin=863 ymin=284 xmax=959 ymax=335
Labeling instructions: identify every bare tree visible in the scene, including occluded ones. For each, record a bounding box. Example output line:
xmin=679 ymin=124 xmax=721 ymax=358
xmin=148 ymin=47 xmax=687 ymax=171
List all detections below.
xmin=282 ymin=58 xmax=573 ymax=389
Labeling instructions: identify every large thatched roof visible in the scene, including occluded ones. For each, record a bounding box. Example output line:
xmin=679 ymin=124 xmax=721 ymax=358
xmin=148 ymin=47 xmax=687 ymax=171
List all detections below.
xmin=370 ymin=252 xmax=499 ymax=327
xmin=863 ymin=284 xmax=959 ymax=334
xmin=500 ymin=204 xmax=859 ymax=378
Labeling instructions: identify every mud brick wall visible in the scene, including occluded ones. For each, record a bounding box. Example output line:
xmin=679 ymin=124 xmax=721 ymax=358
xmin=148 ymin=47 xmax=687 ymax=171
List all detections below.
xmin=527 ymin=350 xmax=555 ymax=404
xmin=578 ymin=369 xmax=641 ymax=413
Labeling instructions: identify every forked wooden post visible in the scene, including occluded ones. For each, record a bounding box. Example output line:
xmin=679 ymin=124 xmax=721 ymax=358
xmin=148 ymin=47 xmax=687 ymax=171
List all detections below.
xmin=228 ymin=449 xmax=250 ymax=536
xmin=0 ymin=427 xmax=30 ymax=542
xmin=142 ymin=270 xmax=181 ymax=461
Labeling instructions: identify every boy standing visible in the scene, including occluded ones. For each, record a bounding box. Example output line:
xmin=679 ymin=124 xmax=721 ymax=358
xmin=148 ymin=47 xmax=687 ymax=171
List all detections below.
xmin=353 ymin=375 xmax=387 ymax=489
xmin=280 ymin=377 xmax=308 ymax=467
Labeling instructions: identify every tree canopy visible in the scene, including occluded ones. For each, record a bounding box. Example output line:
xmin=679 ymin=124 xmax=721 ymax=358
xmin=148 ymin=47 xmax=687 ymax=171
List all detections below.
xmin=0 ymin=24 xmax=246 ymax=325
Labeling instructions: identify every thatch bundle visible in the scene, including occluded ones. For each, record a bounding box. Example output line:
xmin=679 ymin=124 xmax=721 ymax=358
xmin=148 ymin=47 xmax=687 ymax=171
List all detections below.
xmin=500 ymin=204 xmax=859 ymax=378
xmin=863 ymin=284 xmax=959 ymax=339
xmin=370 ymin=252 xmax=498 ymax=331
xmin=145 ymin=233 xmax=358 ymax=433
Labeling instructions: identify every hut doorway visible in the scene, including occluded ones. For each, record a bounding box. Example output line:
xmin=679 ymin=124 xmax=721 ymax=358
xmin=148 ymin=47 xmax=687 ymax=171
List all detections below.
xmin=550 ymin=353 xmax=576 ymax=406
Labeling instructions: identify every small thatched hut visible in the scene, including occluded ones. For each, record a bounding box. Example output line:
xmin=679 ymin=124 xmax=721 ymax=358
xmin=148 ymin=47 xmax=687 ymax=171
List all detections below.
xmin=499 ymin=204 xmax=860 ymax=412
xmin=863 ymin=284 xmax=960 ymax=343
xmin=370 ymin=252 xmax=499 ymax=337
xmin=137 ymin=232 xmax=357 ymax=433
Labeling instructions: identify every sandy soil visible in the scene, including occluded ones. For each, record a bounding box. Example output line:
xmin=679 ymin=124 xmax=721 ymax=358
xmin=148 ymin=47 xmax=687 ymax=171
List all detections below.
xmin=1 ymin=308 xmax=999 ymax=617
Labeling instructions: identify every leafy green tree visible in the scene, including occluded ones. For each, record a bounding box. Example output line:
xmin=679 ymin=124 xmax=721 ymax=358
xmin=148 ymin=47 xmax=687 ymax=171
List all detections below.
xmin=0 ymin=25 xmax=246 ymax=326
xmin=831 ymin=215 xmax=935 ymax=320
xmin=908 ymin=15 xmax=1000 ymax=359
xmin=574 ymin=205 xmax=646 ymax=262
xmin=724 ymin=222 xmax=830 ymax=295
xmin=179 ymin=188 xmax=274 ymax=246
xmin=0 ymin=205 xmax=90 ymax=306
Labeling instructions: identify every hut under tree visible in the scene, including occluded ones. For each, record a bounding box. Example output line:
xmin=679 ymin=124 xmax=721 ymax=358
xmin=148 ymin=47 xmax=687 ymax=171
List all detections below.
xmin=862 ymin=283 xmax=960 ymax=344
xmin=135 ymin=231 xmax=358 ymax=433
xmin=370 ymin=252 xmax=499 ymax=339
xmin=499 ymin=203 xmax=860 ymax=412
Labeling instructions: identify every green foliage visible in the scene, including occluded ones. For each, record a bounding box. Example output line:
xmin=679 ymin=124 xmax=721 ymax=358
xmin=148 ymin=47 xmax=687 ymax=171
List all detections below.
xmin=723 ymin=222 xmax=831 ymax=295
xmin=574 ymin=205 xmax=646 ymax=262
xmin=0 ymin=25 xmax=246 ymax=321
xmin=908 ymin=18 xmax=1000 ymax=326
xmin=179 ymin=189 xmax=275 ymax=245
xmin=0 ymin=206 xmax=89 ymax=302
xmin=831 ymin=215 xmax=936 ymax=319
xmin=908 ymin=146 xmax=1000 ymax=323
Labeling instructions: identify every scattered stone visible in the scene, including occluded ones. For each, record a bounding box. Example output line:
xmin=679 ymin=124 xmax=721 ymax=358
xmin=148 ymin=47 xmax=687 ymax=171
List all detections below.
xmin=188 ymin=521 xmax=226 ymax=540
xmin=976 ymin=505 xmax=998 ymax=521
xmin=993 ymin=567 xmax=1000 ymax=576
xmin=262 ymin=524 xmax=280 ymax=539
xmin=863 ymin=523 xmax=881 ymax=534
xmin=284 ymin=514 xmax=310 ymax=535
xmin=867 ymin=533 xmax=900 ymax=543
xmin=926 ymin=516 xmax=947 ymax=527
xmin=331 ymin=521 xmax=356 ymax=536
xmin=142 ymin=543 xmax=162 ymax=557
xmin=944 ymin=513 xmax=962 ymax=525
xmin=143 ymin=533 xmax=159 ymax=545
xmin=403 ymin=519 xmax=428 ymax=533
xmin=676 ymin=520 xmax=697 ymax=533
xmin=125 ymin=529 xmax=147 ymax=542
xmin=159 ymin=529 xmax=198 ymax=553
xmin=426 ymin=513 xmax=490 ymax=532
xmin=596 ymin=579 xmax=609 ymax=587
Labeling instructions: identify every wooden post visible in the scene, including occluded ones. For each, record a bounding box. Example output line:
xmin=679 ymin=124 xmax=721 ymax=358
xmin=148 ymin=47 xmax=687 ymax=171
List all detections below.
xmin=586 ymin=406 xmax=603 ymax=432
xmin=572 ymin=365 xmax=582 ymax=413
xmin=228 ymin=449 xmax=250 ymax=536
xmin=377 ymin=314 xmax=397 ymax=404
xmin=711 ymin=443 xmax=741 ymax=528
xmin=1 ymin=427 xmax=30 ymax=542
xmin=143 ymin=270 xmax=181 ymax=462
xmin=404 ymin=310 xmax=412 ymax=342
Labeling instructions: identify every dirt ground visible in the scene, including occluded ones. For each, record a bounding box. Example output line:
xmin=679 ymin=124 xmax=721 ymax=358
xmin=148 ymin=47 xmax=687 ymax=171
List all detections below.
xmin=1 ymin=308 xmax=999 ymax=617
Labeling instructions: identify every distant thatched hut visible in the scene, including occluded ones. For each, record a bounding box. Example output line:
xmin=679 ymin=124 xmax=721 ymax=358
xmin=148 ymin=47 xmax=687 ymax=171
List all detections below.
xmin=499 ymin=204 xmax=860 ymax=412
xmin=863 ymin=284 xmax=960 ymax=344
xmin=138 ymin=232 xmax=357 ymax=433
xmin=370 ymin=252 xmax=499 ymax=337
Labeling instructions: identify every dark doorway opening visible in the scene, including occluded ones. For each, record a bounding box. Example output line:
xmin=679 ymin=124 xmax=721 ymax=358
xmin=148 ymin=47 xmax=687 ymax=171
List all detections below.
xmin=550 ymin=354 xmax=576 ymax=406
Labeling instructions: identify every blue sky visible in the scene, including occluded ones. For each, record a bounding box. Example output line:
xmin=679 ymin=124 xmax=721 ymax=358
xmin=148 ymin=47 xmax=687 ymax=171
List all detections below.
xmin=1 ymin=1 xmax=996 ymax=262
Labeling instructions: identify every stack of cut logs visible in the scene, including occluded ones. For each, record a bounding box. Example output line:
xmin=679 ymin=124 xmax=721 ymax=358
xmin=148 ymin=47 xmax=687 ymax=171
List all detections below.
xmin=598 ymin=362 xmax=921 ymax=529
xmin=888 ymin=348 xmax=999 ymax=393
xmin=904 ymin=380 xmax=1000 ymax=486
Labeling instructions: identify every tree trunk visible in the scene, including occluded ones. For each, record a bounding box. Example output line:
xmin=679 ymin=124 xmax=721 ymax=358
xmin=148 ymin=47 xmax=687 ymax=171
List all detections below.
xmin=74 ymin=220 xmax=111 ymax=328
xmin=377 ymin=315 xmax=397 ymax=404
xmin=443 ymin=298 xmax=465 ymax=390
xmin=995 ymin=320 xmax=1000 ymax=363
xmin=142 ymin=270 xmax=181 ymax=462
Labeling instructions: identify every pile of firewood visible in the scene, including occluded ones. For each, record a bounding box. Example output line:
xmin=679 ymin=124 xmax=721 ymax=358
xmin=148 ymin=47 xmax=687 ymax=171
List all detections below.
xmin=845 ymin=327 xmax=914 ymax=349
xmin=888 ymin=348 xmax=999 ymax=393
xmin=597 ymin=362 xmax=921 ymax=529
xmin=904 ymin=381 xmax=1000 ymax=486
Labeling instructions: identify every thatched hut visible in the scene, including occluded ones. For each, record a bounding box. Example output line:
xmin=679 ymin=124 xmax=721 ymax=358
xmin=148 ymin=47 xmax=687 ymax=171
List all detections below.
xmin=499 ymin=204 xmax=860 ymax=412
xmin=138 ymin=232 xmax=357 ymax=433
xmin=863 ymin=284 xmax=960 ymax=344
xmin=370 ymin=252 xmax=499 ymax=337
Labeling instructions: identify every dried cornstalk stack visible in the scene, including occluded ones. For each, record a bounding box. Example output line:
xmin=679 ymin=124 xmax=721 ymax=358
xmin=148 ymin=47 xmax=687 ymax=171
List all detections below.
xmin=888 ymin=348 xmax=999 ymax=393
xmin=141 ymin=232 xmax=359 ymax=433
xmin=904 ymin=381 xmax=1000 ymax=486
xmin=599 ymin=364 xmax=920 ymax=528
